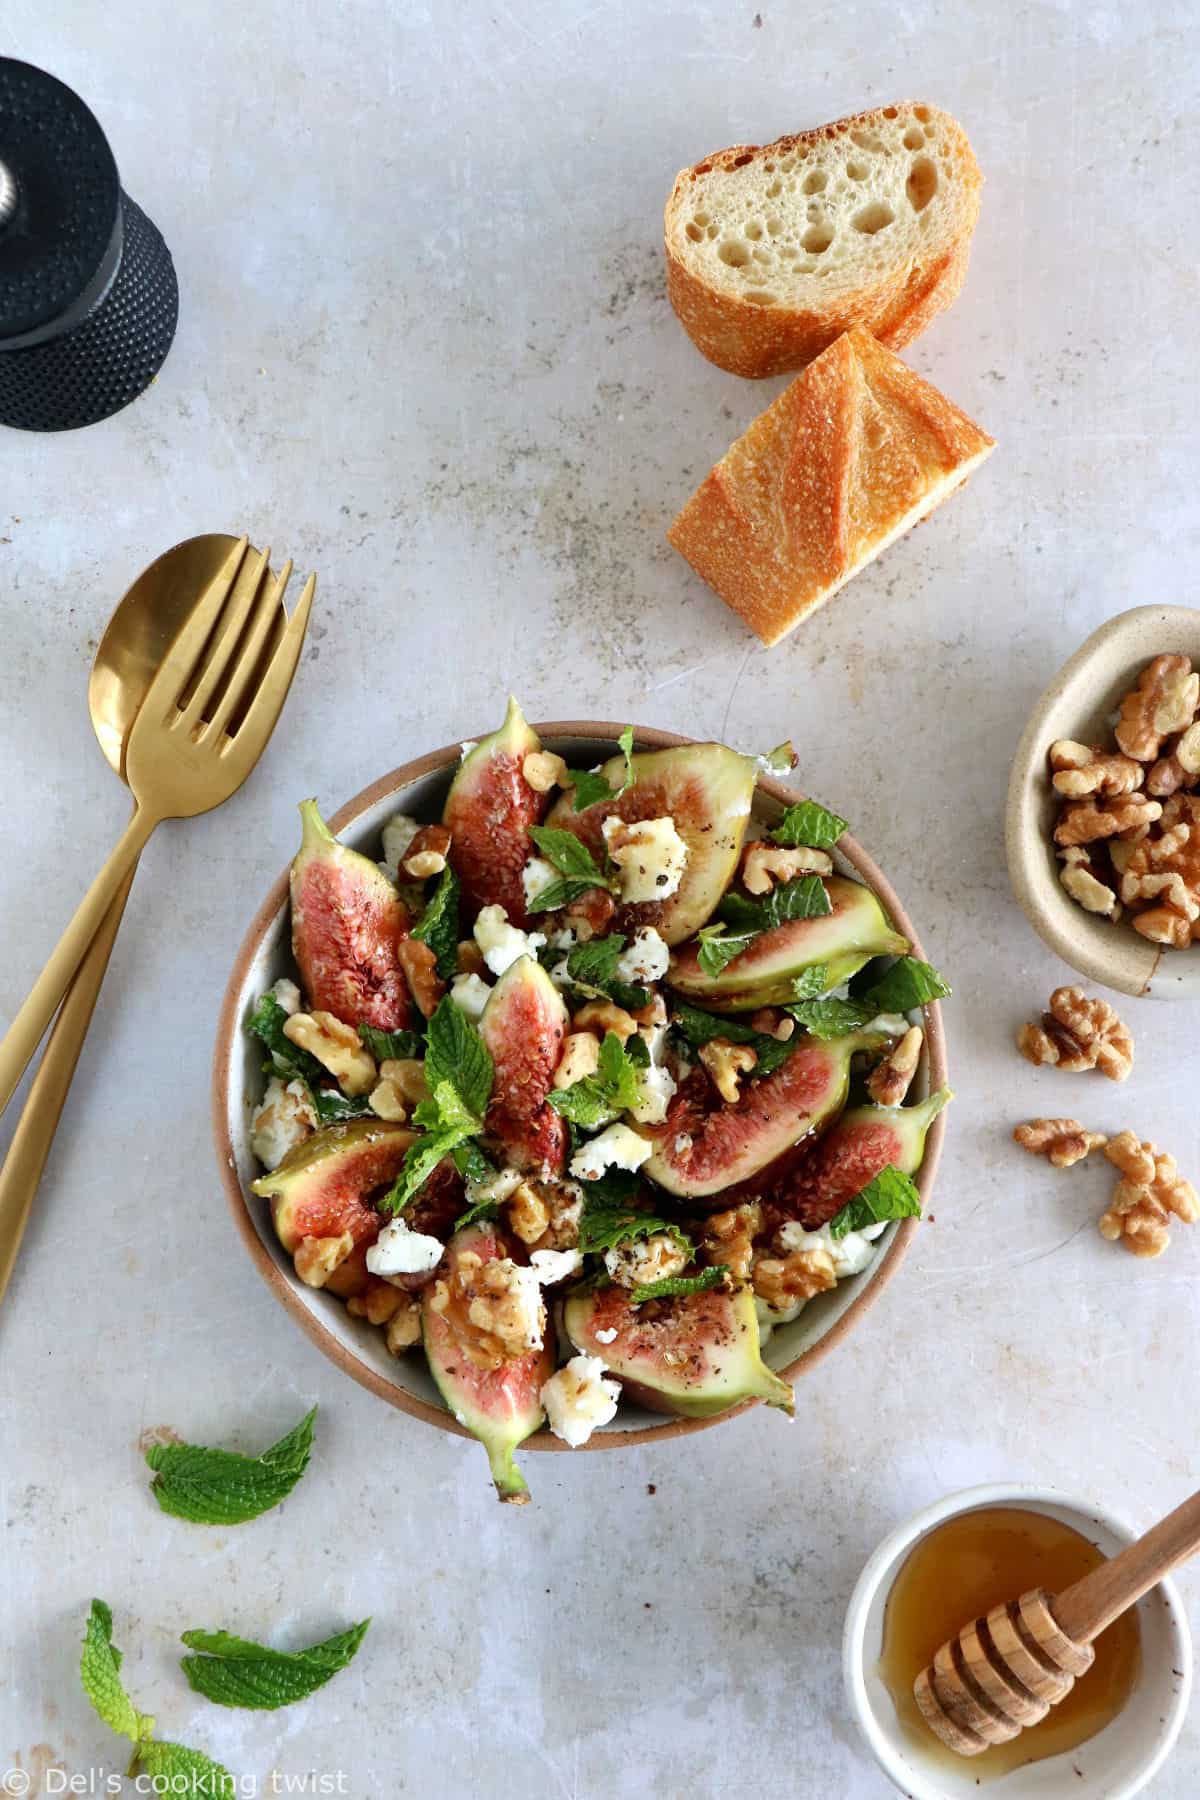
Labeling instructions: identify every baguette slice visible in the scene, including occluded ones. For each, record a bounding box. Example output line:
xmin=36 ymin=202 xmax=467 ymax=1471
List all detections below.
xmin=665 ymin=103 xmax=981 ymax=378
xmin=668 ymin=327 xmax=994 ymax=647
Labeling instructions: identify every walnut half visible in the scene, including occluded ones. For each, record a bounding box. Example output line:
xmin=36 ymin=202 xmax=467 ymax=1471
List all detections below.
xmin=1016 ymin=987 xmax=1133 ymax=1083
xmin=1100 ymin=1130 xmax=1200 ymax=1258
xmin=1013 ymin=1118 xmax=1108 ymax=1168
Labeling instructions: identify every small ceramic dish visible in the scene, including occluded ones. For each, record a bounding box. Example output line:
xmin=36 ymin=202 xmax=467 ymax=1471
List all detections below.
xmin=844 ymin=1482 xmax=1193 ymax=1800
xmin=1005 ymin=605 xmax=1200 ymax=998
xmin=213 ymin=722 xmax=948 ymax=1453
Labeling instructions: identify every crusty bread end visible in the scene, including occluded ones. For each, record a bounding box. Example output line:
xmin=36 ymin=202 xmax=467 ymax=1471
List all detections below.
xmin=667 ymin=328 xmax=994 ymax=647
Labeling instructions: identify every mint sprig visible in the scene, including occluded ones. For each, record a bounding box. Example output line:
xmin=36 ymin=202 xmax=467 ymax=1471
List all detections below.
xmin=380 ymin=996 xmax=494 ymax=1214
xmin=668 ymin=1001 xmax=796 ymax=1080
xmin=145 ymin=1407 xmax=316 ymax=1525
xmin=424 ymin=994 xmax=493 ymax=1117
xmin=788 ymin=956 xmax=951 ymax=1039
xmin=411 ymin=865 xmax=460 ymax=978
xmin=180 ymin=1619 xmax=370 ymax=1712
xmin=566 ymin=726 xmax=635 ymax=812
xmin=695 ymin=924 xmax=756 ymax=978
xmin=578 ymin=1198 xmax=692 ymax=1258
xmin=720 ymin=874 xmax=832 ymax=934
xmin=245 ymin=994 xmax=370 ymax=1124
xmin=134 ymin=1743 xmax=236 ymax=1796
xmin=631 ymin=1265 xmax=728 ymax=1304
xmin=561 ymin=934 xmax=649 ymax=1011
xmin=548 ymin=1031 xmax=642 ymax=1128
xmin=526 ymin=825 xmax=614 ymax=912
xmin=829 ymin=1164 xmax=922 ymax=1238
xmin=769 ymin=799 xmax=848 ymax=849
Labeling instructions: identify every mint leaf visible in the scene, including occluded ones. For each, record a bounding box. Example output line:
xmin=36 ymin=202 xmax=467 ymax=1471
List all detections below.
xmin=631 ymin=1265 xmax=727 ymax=1304
xmin=560 ymin=935 xmax=650 ymax=1011
xmin=720 ymin=874 xmax=832 ymax=934
xmin=452 ymin=1141 xmax=493 ymax=1186
xmin=245 ymin=994 xmax=370 ymax=1124
xmin=427 ymin=1079 xmax=482 ymax=1137
xmin=744 ymin=1035 xmax=796 ymax=1079
xmin=861 ymin=956 xmax=951 ymax=1013
xmin=578 ymin=1197 xmax=692 ymax=1257
xmin=566 ymin=726 xmax=636 ymax=812
xmin=769 ymin=799 xmax=849 ymax=849
xmin=134 ymin=1742 xmax=236 ymax=1797
xmin=411 ymin=865 xmax=460 ymax=979
xmin=528 ymin=825 xmax=609 ymax=885
xmin=696 ymin=924 xmax=755 ymax=978
xmin=80 ymin=1600 xmax=154 ymax=1743
xmin=454 ymin=1195 xmax=500 ymax=1231
xmin=791 ymin=963 xmax=831 ymax=1000
xmin=670 ymin=1001 xmax=761 ymax=1049
xmin=357 ymin=1023 xmax=423 ymax=1062
xmin=754 ymin=741 xmax=797 ymax=777
xmin=527 ymin=876 xmax=602 ymax=914
xmin=180 ymin=1619 xmax=370 ymax=1712
xmin=829 ymin=1164 xmax=922 ymax=1238
xmin=787 ymin=997 xmax=873 ymax=1039
xmin=548 ymin=1031 xmax=642 ymax=1127
xmin=575 ymin=1167 xmax=641 ymax=1208
xmin=146 ymin=1408 xmax=316 ymax=1526
xmin=424 ymin=995 xmax=493 ymax=1119
xmin=382 ymin=1125 xmax=468 ymax=1215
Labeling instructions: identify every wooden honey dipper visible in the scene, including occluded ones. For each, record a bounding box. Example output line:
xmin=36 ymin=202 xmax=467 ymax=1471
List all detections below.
xmin=915 ymin=1486 xmax=1200 ymax=1755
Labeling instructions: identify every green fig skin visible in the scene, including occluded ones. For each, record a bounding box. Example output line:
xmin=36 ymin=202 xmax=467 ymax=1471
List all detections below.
xmin=563 ymin=1283 xmax=793 ymax=1419
xmin=478 ymin=957 xmax=569 ymax=1174
xmin=443 ymin=697 xmax=545 ymax=926
xmin=290 ymin=799 xmax=412 ymax=1030
xmin=422 ymin=1224 xmax=554 ymax=1504
xmin=252 ymin=1119 xmax=415 ymax=1252
xmin=668 ymin=875 xmax=910 ymax=1011
xmin=545 ymin=742 xmax=757 ymax=945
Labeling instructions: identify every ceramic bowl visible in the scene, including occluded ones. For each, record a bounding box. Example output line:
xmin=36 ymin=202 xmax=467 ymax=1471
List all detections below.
xmin=213 ymin=722 xmax=948 ymax=1452
xmin=844 ymin=1483 xmax=1192 ymax=1800
xmin=1005 ymin=605 xmax=1200 ymax=998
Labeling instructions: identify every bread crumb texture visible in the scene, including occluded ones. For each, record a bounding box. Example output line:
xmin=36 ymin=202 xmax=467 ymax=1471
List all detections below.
xmin=668 ymin=327 xmax=993 ymax=646
xmin=665 ymin=102 xmax=982 ymax=377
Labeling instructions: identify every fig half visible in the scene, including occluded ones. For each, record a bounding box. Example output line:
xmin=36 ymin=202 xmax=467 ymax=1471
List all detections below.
xmin=765 ymin=1086 xmax=951 ymax=1231
xmin=563 ymin=1283 xmax=793 ymax=1418
xmin=443 ymin=696 xmax=547 ymax=925
xmin=478 ymin=956 xmax=569 ymax=1174
xmin=291 ymin=799 xmax=412 ymax=1030
xmin=252 ymin=1118 xmax=415 ymax=1253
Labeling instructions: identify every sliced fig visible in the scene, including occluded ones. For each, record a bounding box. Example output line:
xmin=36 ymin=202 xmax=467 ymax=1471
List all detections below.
xmin=644 ymin=1029 xmax=884 ymax=1199
xmin=252 ymin=1119 xmax=415 ymax=1253
xmin=563 ymin=1283 xmax=792 ymax=1418
xmin=479 ymin=956 xmax=569 ymax=1174
xmin=668 ymin=875 xmax=909 ymax=1011
xmin=422 ymin=1223 xmax=555 ymax=1503
xmin=763 ymin=1086 xmax=951 ymax=1231
xmin=291 ymin=799 xmax=412 ymax=1030
xmin=545 ymin=742 xmax=756 ymax=945
xmin=443 ymin=697 xmax=547 ymax=925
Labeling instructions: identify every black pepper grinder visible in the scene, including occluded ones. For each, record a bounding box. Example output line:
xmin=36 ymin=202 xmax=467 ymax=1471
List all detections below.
xmin=0 ymin=57 xmax=178 ymax=431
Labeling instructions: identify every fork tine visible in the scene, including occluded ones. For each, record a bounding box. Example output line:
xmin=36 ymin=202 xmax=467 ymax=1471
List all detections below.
xmin=175 ymin=543 xmax=271 ymax=732
xmin=219 ymin=572 xmax=315 ymax=754
xmin=204 ymin=558 xmax=295 ymax=739
xmin=141 ymin=535 xmax=250 ymax=723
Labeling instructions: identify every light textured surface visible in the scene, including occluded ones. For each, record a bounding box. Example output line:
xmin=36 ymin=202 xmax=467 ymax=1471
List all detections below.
xmin=1 ymin=2 xmax=1198 ymax=1795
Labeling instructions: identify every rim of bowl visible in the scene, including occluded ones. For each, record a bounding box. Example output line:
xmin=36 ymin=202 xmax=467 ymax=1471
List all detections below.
xmin=1005 ymin=604 xmax=1200 ymax=998
xmin=843 ymin=1481 xmax=1194 ymax=1800
xmin=213 ymin=720 xmax=949 ymax=1451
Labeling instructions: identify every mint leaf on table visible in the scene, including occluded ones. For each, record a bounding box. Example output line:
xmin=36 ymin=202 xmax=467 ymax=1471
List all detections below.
xmin=145 ymin=1408 xmax=317 ymax=1525
xmin=769 ymin=799 xmax=849 ymax=850
xmin=631 ymin=1265 xmax=728 ymax=1305
xmin=411 ymin=865 xmax=460 ymax=979
xmin=134 ymin=1742 xmax=236 ymax=1797
xmin=245 ymin=994 xmax=369 ymax=1124
xmin=80 ymin=1600 xmax=154 ymax=1743
xmin=566 ymin=725 xmax=636 ymax=812
xmin=696 ymin=924 xmax=756 ymax=979
xmin=180 ymin=1619 xmax=370 ymax=1712
xmin=548 ymin=1031 xmax=643 ymax=1127
xmin=720 ymin=874 xmax=832 ymax=934
xmin=423 ymin=995 xmax=493 ymax=1119
xmin=357 ymin=1023 xmax=423 ymax=1062
xmin=829 ymin=1165 xmax=922 ymax=1239
xmin=861 ymin=956 xmax=951 ymax=1013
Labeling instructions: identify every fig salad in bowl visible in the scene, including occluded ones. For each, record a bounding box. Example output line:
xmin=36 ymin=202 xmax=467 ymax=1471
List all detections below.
xmin=215 ymin=702 xmax=950 ymax=1503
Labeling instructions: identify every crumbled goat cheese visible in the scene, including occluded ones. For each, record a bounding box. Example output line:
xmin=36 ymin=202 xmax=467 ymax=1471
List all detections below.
xmin=629 ymin=1062 xmax=676 ymax=1126
xmin=865 ymin=1013 xmax=911 ymax=1039
xmin=604 ymin=1231 xmax=689 ymax=1288
xmin=540 ymin=1355 xmax=620 ymax=1448
xmin=594 ymin=1326 xmax=618 ymax=1344
xmin=367 ymin=1217 xmax=445 ymax=1278
xmin=776 ymin=1220 xmax=883 ymax=1279
xmin=250 ymin=1077 xmax=316 ymax=1170
xmin=380 ymin=813 xmax=421 ymax=880
xmin=616 ymin=926 xmax=670 ymax=985
xmin=269 ymin=977 xmax=302 ymax=1016
xmin=449 ymin=971 xmax=492 ymax=1020
xmin=521 ymin=856 xmax=560 ymax=910
xmin=529 ymin=1247 xmax=584 ymax=1285
xmin=569 ymin=1122 xmax=652 ymax=1182
xmin=602 ymin=815 xmax=689 ymax=905
xmin=473 ymin=904 xmax=547 ymax=977
xmin=465 ymin=1164 xmax=524 ymax=1207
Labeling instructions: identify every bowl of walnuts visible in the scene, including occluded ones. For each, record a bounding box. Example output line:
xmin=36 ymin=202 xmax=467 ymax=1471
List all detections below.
xmin=1006 ymin=605 xmax=1200 ymax=998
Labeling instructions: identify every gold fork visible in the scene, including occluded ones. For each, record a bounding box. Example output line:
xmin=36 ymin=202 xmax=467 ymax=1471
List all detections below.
xmin=0 ymin=536 xmax=314 ymax=1117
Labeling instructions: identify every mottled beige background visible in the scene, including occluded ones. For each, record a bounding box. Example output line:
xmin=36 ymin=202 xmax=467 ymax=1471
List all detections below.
xmin=1 ymin=0 xmax=1198 ymax=1794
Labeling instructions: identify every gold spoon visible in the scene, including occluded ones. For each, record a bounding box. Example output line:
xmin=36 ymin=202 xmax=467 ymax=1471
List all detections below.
xmin=0 ymin=536 xmax=308 ymax=1304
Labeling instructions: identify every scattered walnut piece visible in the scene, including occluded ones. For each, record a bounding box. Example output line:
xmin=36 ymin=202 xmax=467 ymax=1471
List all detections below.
xmin=1054 ymin=794 xmax=1162 ymax=847
xmin=523 ymin=750 xmax=569 ymax=794
xmin=346 ymin=1275 xmax=406 ymax=1324
xmin=563 ymin=886 xmax=616 ymax=941
xmin=1048 ymin=741 xmax=1143 ymax=799
xmin=553 ymin=1030 xmax=601 ymax=1089
xmin=431 ymin=1252 xmax=545 ymax=1369
xmin=506 ymin=1180 xmax=550 ymax=1246
xmin=698 ymin=1038 xmax=758 ymax=1104
xmin=1016 ymin=987 xmax=1133 ymax=1082
xmin=457 ymin=938 xmax=486 ymax=977
xmin=866 ymin=1027 xmax=923 ymax=1107
xmin=752 ymin=1245 xmax=836 ymax=1309
xmin=380 ymin=1058 xmax=430 ymax=1105
xmin=398 ymin=937 xmax=445 ymax=1019
xmin=1115 ymin=654 xmax=1200 ymax=761
xmin=384 ymin=1298 xmax=423 ymax=1353
xmin=1146 ymin=722 xmax=1200 ymax=797
xmin=741 ymin=841 xmax=833 ymax=894
xmin=294 ymin=1232 xmax=355 ymax=1289
xmin=528 ymin=1179 xmax=583 ymax=1253
xmin=1099 ymin=1130 xmax=1200 ymax=1257
xmin=751 ymin=1007 xmax=795 ymax=1041
xmin=283 ymin=1011 xmax=377 ymax=1095
xmin=1117 ymin=820 xmax=1200 ymax=948
xmin=697 ymin=1202 xmax=763 ymax=1281
xmin=572 ymin=999 xmax=637 ymax=1042
xmin=1057 ymin=846 xmax=1121 ymax=920
xmin=1013 ymin=1118 xmax=1108 ymax=1168
xmin=402 ymin=823 xmax=452 ymax=879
